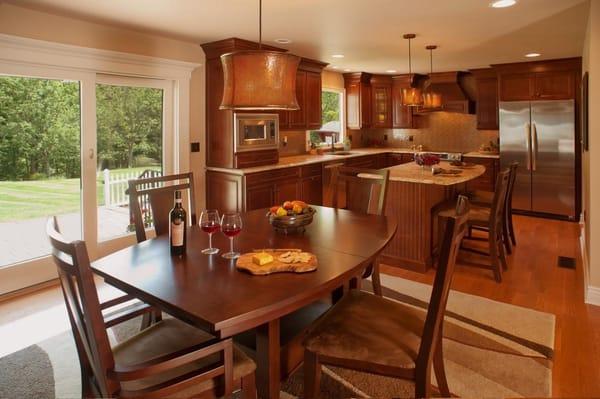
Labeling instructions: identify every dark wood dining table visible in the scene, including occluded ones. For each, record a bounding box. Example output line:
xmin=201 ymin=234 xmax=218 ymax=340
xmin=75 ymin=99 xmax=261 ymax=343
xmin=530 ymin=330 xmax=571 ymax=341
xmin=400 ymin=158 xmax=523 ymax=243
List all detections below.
xmin=92 ymin=205 xmax=397 ymax=399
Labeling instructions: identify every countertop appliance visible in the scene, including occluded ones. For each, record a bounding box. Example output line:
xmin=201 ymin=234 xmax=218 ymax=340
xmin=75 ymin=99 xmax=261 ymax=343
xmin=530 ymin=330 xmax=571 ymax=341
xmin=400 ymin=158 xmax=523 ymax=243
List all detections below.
xmin=234 ymin=113 xmax=279 ymax=153
xmin=415 ymin=151 xmax=462 ymax=161
xmin=499 ymin=100 xmax=575 ymax=219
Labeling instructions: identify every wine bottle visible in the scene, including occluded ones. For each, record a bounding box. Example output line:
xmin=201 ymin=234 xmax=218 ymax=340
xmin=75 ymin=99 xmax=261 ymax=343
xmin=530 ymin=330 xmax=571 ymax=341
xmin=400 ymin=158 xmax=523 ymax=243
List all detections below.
xmin=169 ymin=190 xmax=187 ymax=256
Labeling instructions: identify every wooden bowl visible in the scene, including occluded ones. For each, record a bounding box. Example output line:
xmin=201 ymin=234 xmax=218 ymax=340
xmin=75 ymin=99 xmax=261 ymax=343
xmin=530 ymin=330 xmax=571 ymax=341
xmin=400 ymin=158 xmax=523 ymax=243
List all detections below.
xmin=267 ymin=207 xmax=316 ymax=234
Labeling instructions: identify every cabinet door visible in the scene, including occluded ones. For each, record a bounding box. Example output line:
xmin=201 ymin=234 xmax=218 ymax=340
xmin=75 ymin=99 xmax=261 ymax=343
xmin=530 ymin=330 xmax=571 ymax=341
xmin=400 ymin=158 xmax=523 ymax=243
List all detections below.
xmin=392 ymin=84 xmax=413 ymax=128
xmin=289 ymin=70 xmax=307 ymax=129
xmin=463 ymin=157 xmax=497 ymax=192
xmin=499 ymin=73 xmax=534 ymax=101
xmin=534 ymin=71 xmax=574 ymax=100
xmin=387 ymin=153 xmax=403 ymax=167
xmin=276 ymin=109 xmax=289 ymax=130
xmin=476 ymin=77 xmax=499 ymax=130
xmin=346 ymin=82 xmax=361 ymax=129
xmin=361 ymin=83 xmax=372 ymax=127
xmin=246 ymin=184 xmax=275 ymax=211
xmin=372 ymin=84 xmax=392 ymax=128
xmin=275 ymin=180 xmax=301 ymax=204
xmin=400 ymin=153 xmax=414 ymax=164
xmin=301 ymin=176 xmax=323 ymax=205
xmin=305 ymin=72 xmax=322 ymax=129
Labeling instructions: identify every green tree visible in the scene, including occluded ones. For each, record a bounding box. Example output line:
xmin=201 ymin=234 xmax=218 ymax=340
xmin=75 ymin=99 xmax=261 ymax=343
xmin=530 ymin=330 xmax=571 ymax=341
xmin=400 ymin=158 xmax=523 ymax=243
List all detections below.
xmin=321 ymin=91 xmax=340 ymax=125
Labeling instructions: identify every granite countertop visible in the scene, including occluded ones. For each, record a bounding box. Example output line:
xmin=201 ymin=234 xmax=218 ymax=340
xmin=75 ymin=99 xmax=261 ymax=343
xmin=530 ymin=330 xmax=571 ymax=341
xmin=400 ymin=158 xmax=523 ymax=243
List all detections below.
xmin=361 ymin=161 xmax=486 ymax=186
xmin=205 ymin=148 xmax=498 ymax=175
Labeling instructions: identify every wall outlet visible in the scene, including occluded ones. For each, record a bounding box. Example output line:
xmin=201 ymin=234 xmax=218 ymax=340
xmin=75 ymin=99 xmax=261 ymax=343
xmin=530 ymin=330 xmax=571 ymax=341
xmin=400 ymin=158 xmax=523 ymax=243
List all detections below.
xmin=383 ymin=134 xmax=388 ymax=141
xmin=408 ymin=135 xmax=414 ymax=142
xmin=190 ymin=142 xmax=200 ymax=152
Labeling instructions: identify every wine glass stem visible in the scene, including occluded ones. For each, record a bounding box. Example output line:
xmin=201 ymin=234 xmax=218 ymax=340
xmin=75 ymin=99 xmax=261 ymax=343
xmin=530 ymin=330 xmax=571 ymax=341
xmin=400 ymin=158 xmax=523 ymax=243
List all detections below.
xmin=209 ymin=233 xmax=213 ymax=249
xmin=230 ymin=237 xmax=234 ymax=253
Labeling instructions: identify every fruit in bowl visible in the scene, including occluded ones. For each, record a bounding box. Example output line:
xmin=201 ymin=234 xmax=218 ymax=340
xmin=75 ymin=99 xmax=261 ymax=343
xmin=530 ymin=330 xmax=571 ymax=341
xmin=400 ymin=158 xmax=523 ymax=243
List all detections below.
xmin=267 ymin=200 xmax=316 ymax=234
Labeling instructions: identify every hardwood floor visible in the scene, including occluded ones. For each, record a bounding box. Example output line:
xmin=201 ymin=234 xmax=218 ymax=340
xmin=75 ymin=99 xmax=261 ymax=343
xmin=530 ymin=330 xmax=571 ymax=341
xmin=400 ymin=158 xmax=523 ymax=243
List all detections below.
xmin=1 ymin=215 xmax=599 ymax=397
xmin=381 ymin=214 xmax=600 ymax=397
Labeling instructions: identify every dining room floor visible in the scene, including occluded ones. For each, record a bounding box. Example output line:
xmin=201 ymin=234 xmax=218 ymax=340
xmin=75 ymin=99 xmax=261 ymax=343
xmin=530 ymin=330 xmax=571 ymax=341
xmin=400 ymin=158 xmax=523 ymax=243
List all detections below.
xmin=381 ymin=214 xmax=600 ymax=398
xmin=1 ymin=215 xmax=599 ymax=397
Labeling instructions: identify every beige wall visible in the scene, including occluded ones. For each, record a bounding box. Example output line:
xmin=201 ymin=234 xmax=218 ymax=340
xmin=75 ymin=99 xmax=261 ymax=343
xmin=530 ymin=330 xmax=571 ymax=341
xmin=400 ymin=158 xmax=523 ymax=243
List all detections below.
xmin=0 ymin=3 xmax=207 ymax=209
xmin=583 ymin=0 xmax=600 ymax=290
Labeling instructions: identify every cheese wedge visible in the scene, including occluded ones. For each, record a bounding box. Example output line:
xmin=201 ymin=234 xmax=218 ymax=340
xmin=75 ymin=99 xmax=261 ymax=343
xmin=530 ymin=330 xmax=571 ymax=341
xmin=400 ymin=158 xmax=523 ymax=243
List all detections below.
xmin=252 ymin=252 xmax=274 ymax=266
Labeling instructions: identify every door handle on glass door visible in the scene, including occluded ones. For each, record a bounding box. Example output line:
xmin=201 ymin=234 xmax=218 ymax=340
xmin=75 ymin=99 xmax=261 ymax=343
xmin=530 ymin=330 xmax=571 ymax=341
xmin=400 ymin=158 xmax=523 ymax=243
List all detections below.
xmin=525 ymin=123 xmax=531 ymax=171
xmin=531 ymin=123 xmax=538 ymax=171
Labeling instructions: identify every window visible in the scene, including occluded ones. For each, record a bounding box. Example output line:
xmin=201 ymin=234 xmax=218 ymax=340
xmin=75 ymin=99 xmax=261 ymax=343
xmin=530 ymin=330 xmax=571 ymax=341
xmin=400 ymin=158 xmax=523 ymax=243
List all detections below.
xmin=309 ymin=88 xmax=345 ymax=148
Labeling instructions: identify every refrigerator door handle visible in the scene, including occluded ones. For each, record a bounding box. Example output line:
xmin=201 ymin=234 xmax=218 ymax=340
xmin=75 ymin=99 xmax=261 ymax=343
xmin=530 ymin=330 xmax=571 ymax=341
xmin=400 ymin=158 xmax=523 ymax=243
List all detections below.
xmin=532 ymin=122 xmax=538 ymax=171
xmin=525 ymin=122 xmax=531 ymax=171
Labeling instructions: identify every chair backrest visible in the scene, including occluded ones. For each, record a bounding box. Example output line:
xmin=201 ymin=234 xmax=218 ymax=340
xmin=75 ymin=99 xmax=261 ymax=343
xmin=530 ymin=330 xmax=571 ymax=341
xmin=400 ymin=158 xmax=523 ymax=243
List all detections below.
xmin=490 ymin=169 xmax=511 ymax=228
xmin=46 ymin=217 xmax=116 ymax=397
xmin=128 ymin=172 xmax=197 ymax=243
xmin=416 ymin=195 xmax=470 ymax=372
xmin=505 ymin=162 xmax=519 ymax=211
xmin=329 ymin=166 xmax=390 ymax=215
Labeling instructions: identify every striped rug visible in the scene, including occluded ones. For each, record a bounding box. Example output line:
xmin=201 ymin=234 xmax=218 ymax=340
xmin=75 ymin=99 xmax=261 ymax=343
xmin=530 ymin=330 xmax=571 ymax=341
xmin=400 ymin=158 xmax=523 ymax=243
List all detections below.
xmin=0 ymin=275 xmax=554 ymax=398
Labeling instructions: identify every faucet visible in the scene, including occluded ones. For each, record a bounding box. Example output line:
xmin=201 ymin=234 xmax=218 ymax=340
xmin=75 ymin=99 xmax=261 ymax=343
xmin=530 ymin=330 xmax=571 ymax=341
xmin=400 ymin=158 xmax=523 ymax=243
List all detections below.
xmin=330 ymin=132 xmax=338 ymax=153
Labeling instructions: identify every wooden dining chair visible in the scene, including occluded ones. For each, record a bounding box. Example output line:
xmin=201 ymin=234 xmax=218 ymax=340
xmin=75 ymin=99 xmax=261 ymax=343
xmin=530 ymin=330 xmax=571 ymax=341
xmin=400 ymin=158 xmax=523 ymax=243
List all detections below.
xmin=302 ymin=195 xmax=471 ymax=399
xmin=47 ymin=217 xmax=256 ymax=399
xmin=329 ymin=165 xmax=391 ymax=296
xmin=467 ymin=162 xmax=519 ymax=254
xmin=128 ymin=172 xmax=197 ymax=243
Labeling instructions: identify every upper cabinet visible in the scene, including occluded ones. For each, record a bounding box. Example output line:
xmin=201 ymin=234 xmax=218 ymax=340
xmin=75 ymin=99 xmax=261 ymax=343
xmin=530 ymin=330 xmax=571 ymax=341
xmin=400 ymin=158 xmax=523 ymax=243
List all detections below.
xmin=280 ymin=58 xmax=328 ymax=131
xmin=392 ymin=75 xmax=417 ymax=129
xmin=471 ymin=68 xmax=499 ymax=130
xmin=493 ymin=58 xmax=581 ymax=102
xmin=343 ymin=72 xmax=372 ymax=129
xmin=370 ymin=75 xmax=393 ymax=128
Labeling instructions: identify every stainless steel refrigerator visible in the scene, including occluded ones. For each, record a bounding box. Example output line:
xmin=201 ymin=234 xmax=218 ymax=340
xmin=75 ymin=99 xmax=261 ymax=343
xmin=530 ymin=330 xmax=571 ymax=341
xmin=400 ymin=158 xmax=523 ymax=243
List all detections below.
xmin=499 ymin=100 xmax=576 ymax=219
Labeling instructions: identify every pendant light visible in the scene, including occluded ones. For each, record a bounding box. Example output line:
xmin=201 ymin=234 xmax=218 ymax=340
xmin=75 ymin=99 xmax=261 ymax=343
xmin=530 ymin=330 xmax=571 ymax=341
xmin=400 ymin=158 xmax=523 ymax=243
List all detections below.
xmin=220 ymin=0 xmax=300 ymax=110
xmin=423 ymin=45 xmax=443 ymax=109
xmin=401 ymin=33 xmax=423 ymax=107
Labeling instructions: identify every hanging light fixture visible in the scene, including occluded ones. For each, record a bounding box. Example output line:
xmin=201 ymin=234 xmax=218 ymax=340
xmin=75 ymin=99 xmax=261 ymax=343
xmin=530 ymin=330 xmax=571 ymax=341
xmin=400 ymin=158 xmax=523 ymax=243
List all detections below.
xmin=220 ymin=0 xmax=300 ymax=110
xmin=401 ymin=33 xmax=423 ymax=107
xmin=423 ymin=45 xmax=443 ymax=109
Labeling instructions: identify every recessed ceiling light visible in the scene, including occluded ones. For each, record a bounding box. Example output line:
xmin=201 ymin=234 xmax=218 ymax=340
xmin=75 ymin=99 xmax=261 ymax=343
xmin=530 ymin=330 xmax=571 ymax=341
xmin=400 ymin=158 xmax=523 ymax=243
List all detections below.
xmin=331 ymin=54 xmax=345 ymax=58
xmin=525 ymin=52 xmax=541 ymax=58
xmin=343 ymin=69 xmax=351 ymax=72
xmin=331 ymin=66 xmax=339 ymax=69
xmin=490 ymin=0 xmax=516 ymax=8
xmin=386 ymin=70 xmax=397 ymax=73
xmin=274 ymin=38 xmax=292 ymax=44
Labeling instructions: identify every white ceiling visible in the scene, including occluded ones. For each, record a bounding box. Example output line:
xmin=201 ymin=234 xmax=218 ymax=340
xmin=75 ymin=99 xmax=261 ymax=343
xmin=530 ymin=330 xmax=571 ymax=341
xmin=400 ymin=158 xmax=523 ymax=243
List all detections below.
xmin=11 ymin=0 xmax=589 ymax=73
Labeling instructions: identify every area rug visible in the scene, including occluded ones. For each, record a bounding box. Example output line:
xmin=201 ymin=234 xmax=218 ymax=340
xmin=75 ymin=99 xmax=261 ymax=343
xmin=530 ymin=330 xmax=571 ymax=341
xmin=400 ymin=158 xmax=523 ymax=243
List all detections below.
xmin=0 ymin=275 xmax=554 ymax=398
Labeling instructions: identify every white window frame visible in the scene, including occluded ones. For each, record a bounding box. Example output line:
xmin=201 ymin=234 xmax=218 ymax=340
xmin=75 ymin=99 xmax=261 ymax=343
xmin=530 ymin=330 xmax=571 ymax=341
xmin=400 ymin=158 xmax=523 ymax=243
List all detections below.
xmin=0 ymin=34 xmax=199 ymax=295
xmin=313 ymin=87 xmax=346 ymax=149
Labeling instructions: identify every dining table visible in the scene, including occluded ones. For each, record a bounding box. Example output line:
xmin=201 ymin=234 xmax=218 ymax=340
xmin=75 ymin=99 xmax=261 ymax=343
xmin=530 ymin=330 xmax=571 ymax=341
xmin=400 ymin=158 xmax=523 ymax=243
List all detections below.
xmin=92 ymin=205 xmax=397 ymax=399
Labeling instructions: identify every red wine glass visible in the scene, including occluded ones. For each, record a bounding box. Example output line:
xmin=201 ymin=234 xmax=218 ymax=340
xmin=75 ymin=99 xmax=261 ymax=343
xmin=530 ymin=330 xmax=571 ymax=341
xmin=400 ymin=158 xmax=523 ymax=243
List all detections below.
xmin=221 ymin=213 xmax=242 ymax=259
xmin=200 ymin=209 xmax=221 ymax=254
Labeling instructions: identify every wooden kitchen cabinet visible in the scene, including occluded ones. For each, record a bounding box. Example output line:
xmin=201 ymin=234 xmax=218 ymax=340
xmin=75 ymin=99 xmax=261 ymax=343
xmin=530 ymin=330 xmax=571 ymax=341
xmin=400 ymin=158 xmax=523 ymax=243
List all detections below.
xmin=344 ymin=72 xmax=372 ymax=129
xmin=300 ymin=164 xmax=323 ymax=205
xmin=392 ymin=75 xmax=416 ymax=129
xmin=387 ymin=152 xmax=414 ymax=167
xmin=463 ymin=156 xmax=499 ymax=192
xmin=280 ymin=58 xmax=327 ymax=131
xmin=493 ymin=58 xmax=580 ymax=102
xmin=246 ymin=183 xmax=275 ymax=211
xmin=371 ymin=75 xmax=393 ymax=128
xmin=471 ymin=68 xmax=499 ymax=130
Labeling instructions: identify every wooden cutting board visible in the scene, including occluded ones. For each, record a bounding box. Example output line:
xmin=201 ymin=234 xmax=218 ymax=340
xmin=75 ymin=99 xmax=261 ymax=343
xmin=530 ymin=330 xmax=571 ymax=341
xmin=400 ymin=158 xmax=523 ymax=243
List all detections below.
xmin=236 ymin=249 xmax=318 ymax=275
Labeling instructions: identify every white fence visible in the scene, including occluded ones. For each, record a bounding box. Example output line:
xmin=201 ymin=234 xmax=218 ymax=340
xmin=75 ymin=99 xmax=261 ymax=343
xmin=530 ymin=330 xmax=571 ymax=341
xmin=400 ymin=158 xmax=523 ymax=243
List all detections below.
xmin=100 ymin=169 xmax=138 ymax=207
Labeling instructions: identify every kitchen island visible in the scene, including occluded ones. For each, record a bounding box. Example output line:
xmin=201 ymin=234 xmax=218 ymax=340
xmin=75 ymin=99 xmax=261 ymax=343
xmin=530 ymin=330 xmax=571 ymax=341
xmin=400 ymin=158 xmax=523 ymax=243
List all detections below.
xmin=372 ymin=161 xmax=485 ymax=272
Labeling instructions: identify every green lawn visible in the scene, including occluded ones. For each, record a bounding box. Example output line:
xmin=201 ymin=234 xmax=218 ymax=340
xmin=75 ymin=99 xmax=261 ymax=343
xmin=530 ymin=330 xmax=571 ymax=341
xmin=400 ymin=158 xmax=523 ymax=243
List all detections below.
xmin=0 ymin=166 xmax=160 ymax=223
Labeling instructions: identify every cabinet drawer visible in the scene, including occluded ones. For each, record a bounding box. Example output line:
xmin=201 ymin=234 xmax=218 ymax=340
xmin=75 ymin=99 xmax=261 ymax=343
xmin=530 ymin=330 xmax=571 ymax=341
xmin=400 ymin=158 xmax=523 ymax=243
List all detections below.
xmin=301 ymin=164 xmax=322 ymax=178
xmin=246 ymin=167 xmax=300 ymax=187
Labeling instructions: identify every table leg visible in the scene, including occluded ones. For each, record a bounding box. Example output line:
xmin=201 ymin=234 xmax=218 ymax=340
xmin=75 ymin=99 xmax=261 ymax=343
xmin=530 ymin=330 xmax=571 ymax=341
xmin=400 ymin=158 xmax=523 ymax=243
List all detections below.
xmin=256 ymin=319 xmax=281 ymax=399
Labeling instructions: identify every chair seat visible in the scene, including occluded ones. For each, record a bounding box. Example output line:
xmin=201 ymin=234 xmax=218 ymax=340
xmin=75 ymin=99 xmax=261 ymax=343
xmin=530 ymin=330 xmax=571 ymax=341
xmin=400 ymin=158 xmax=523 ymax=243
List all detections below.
xmin=437 ymin=200 xmax=491 ymax=226
xmin=303 ymin=290 xmax=427 ymax=369
xmin=113 ymin=318 xmax=255 ymax=396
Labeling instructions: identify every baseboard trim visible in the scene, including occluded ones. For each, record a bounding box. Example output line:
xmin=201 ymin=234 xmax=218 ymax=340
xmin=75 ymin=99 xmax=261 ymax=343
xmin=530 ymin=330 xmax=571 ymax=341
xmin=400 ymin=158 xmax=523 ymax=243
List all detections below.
xmin=0 ymin=278 xmax=59 ymax=304
xmin=586 ymin=286 xmax=600 ymax=306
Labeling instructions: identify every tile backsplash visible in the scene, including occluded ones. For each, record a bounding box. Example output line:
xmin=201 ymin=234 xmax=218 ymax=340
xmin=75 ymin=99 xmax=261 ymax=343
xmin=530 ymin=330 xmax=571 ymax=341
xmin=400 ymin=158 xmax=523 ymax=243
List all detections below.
xmin=278 ymin=112 xmax=498 ymax=157
xmin=360 ymin=112 xmax=499 ymax=153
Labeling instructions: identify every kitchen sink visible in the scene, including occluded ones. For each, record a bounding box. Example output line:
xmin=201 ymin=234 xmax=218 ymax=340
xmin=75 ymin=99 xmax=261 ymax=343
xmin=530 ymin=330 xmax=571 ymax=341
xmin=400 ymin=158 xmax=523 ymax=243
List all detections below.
xmin=329 ymin=151 xmax=356 ymax=156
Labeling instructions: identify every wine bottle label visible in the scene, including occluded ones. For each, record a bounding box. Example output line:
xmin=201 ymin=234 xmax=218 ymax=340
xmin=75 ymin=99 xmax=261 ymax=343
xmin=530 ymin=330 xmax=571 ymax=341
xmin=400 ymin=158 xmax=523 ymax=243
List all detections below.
xmin=171 ymin=219 xmax=184 ymax=246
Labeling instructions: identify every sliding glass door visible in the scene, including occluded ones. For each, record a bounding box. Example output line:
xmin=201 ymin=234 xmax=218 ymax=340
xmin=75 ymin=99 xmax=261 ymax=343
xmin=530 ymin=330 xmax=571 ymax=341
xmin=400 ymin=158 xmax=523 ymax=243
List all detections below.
xmin=0 ymin=69 xmax=174 ymax=294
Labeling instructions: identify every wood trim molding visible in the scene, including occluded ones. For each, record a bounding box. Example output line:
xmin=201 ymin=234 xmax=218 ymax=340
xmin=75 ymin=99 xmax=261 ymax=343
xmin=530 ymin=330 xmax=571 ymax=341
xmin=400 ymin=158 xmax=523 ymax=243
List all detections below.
xmin=579 ymin=219 xmax=600 ymax=306
xmin=0 ymin=33 xmax=201 ymax=79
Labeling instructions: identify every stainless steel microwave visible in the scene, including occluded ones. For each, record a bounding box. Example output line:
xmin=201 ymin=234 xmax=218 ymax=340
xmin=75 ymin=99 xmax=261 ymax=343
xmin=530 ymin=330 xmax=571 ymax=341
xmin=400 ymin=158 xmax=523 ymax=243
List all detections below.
xmin=233 ymin=113 xmax=279 ymax=153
